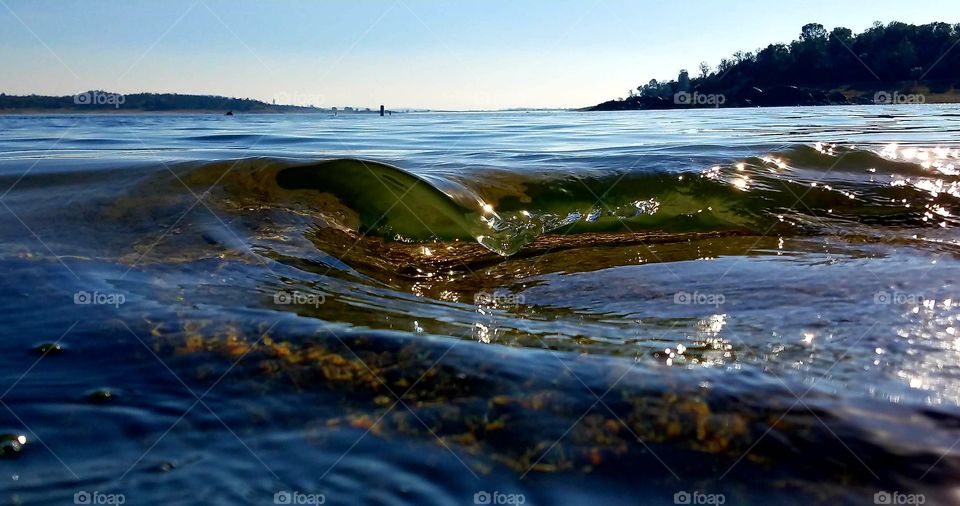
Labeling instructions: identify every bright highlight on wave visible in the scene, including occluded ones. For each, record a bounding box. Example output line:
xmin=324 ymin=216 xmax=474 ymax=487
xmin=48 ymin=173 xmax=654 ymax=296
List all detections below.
xmin=879 ymin=143 xmax=960 ymax=175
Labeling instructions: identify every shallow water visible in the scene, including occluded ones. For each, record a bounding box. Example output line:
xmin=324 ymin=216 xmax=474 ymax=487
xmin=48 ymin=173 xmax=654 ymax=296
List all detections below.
xmin=1 ymin=107 xmax=960 ymax=505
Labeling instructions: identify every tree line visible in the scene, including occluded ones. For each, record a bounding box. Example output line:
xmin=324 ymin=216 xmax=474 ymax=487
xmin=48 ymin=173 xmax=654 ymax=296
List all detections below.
xmin=0 ymin=92 xmax=326 ymax=112
xmin=603 ymin=21 xmax=960 ymax=108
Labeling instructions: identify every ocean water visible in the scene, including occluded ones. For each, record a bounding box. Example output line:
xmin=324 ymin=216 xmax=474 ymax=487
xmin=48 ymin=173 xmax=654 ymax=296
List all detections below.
xmin=1 ymin=107 xmax=960 ymax=505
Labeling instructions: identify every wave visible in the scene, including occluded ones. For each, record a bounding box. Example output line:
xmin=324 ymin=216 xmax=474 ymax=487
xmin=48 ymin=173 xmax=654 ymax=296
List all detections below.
xmin=160 ymin=143 xmax=959 ymax=259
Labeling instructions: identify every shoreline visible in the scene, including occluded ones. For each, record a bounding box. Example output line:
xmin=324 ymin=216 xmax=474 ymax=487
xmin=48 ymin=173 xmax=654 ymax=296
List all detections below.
xmin=3 ymin=102 xmax=960 ymax=115
xmin=588 ymin=85 xmax=960 ymax=111
xmin=0 ymin=109 xmax=381 ymax=115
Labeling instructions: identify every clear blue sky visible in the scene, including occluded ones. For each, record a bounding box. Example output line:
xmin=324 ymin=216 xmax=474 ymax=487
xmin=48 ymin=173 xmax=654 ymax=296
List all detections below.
xmin=0 ymin=0 xmax=955 ymax=110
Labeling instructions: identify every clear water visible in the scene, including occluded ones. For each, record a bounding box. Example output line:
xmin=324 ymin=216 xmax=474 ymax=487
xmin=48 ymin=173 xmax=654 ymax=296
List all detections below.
xmin=1 ymin=106 xmax=960 ymax=505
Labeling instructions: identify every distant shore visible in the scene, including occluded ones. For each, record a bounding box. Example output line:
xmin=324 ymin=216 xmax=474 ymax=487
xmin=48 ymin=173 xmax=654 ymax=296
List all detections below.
xmin=0 ymin=91 xmax=390 ymax=115
xmin=588 ymin=83 xmax=960 ymax=111
xmin=0 ymin=109 xmax=368 ymax=115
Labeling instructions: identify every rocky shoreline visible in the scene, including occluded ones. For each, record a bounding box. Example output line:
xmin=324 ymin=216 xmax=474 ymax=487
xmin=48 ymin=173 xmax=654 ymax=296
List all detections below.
xmin=588 ymin=84 xmax=958 ymax=111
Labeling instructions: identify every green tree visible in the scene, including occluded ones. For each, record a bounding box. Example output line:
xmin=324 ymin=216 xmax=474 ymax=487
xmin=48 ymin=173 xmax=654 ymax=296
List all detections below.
xmin=698 ymin=62 xmax=711 ymax=79
xmin=677 ymin=69 xmax=691 ymax=92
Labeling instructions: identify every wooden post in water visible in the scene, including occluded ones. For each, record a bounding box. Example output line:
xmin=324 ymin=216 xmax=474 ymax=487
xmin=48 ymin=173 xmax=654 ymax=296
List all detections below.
xmin=379 ymin=105 xmax=385 ymax=116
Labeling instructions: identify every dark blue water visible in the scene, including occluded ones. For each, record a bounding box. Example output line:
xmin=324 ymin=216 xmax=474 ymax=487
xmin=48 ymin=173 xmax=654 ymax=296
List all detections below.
xmin=1 ymin=107 xmax=960 ymax=505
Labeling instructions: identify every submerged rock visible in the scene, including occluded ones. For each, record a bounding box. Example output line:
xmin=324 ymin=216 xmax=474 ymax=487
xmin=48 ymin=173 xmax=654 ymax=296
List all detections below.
xmin=0 ymin=434 xmax=27 ymax=458
xmin=31 ymin=343 xmax=65 ymax=355
xmin=85 ymin=389 xmax=117 ymax=404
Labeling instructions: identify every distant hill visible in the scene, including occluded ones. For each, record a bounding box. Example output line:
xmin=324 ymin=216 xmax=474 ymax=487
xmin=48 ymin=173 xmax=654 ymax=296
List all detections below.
xmin=0 ymin=91 xmax=341 ymax=113
xmin=590 ymin=21 xmax=960 ymax=110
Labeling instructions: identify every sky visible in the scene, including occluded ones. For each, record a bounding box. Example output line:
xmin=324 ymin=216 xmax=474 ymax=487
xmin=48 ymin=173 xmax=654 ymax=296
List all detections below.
xmin=0 ymin=0 xmax=956 ymax=110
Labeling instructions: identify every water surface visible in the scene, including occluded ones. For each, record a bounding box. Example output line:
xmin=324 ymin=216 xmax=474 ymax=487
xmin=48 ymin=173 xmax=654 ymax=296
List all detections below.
xmin=1 ymin=107 xmax=960 ymax=505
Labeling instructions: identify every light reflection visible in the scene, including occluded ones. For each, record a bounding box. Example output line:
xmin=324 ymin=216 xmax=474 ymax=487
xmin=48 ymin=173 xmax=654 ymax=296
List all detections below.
xmin=761 ymin=156 xmax=789 ymax=172
xmin=680 ymin=314 xmax=734 ymax=368
xmin=474 ymin=322 xmax=491 ymax=344
xmin=410 ymin=282 xmax=428 ymax=298
xmin=814 ymin=142 xmax=837 ymax=156
xmin=888 ymin=298 xmax=960 ymax=405
xmin=883 ymin=144 xmax=960 ymax=229
xmin=879 ymin=143 xmax=959 ymax=176
xmin=698 ymin=314 xmax=727 ymax=334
